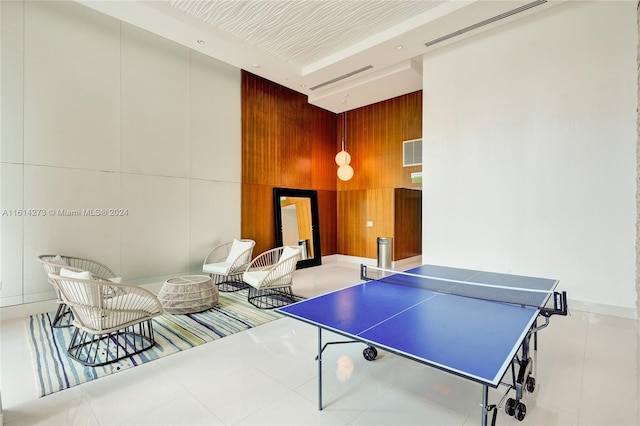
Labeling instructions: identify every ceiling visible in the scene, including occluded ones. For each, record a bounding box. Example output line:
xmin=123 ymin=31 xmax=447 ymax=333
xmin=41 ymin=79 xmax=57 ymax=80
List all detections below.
xmin=77 ymin=0 xmax=560 ymax=113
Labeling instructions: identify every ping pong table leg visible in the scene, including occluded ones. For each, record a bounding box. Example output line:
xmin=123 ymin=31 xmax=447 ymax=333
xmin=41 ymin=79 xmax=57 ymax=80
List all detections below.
xmin=481 ymin=386 xmax=488 ymax=426
xmin=481 ymin=385 xmax=499 ymax=426
xmin=318 ymin=327 xmax=323 ymax=411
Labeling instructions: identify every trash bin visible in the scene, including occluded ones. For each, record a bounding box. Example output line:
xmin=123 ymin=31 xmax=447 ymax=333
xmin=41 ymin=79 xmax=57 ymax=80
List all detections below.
xmin=377 ymin=237 xmax=393 ymax=269
xmin=298 ymin=239 xmax=309 ymax=260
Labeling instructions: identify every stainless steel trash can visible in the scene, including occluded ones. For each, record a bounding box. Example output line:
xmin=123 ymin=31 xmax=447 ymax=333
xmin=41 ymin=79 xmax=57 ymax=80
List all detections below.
xmin=377 ymin=237 xmax=393 ymax=268
xmin=298 ymin=239 xmax=309 ymax=260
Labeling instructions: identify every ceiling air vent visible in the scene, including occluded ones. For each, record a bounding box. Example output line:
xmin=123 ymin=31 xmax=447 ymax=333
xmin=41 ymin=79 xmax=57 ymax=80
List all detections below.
xmin=424 ymin=0 xmax=547 ymax=48
xmin=310 ymin=65 xmax=373 ymax=90
xmin=403 ymin=139 xmax=422 ymax=167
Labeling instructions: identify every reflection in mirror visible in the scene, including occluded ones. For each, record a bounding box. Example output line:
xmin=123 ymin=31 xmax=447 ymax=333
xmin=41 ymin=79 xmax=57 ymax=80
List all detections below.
xmin=273 ymin=188 xmax=321 ymax=269
xmin=280 ymin=198 xmax=313 ymax=259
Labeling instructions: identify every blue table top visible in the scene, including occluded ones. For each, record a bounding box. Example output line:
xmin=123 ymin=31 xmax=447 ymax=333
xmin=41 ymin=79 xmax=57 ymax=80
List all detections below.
xmin=278 ymin=264 xmax=557 ymax=387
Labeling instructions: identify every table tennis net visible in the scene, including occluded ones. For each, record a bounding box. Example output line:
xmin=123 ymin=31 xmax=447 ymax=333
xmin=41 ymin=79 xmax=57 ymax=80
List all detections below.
xmin=361 ymin=265 xmax=553 ymax=309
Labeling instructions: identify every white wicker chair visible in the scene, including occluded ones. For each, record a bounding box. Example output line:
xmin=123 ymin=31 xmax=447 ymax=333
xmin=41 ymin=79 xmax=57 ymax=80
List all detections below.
xmin=48 ymin=271 xmax=163 ymax=366
xmin=242 ymin=246 xmax=300 ymax=309
xmin=202 ymin=239 xmax=255 ymax=292
xmin=37 ymin=255 xmax=118 ymax=328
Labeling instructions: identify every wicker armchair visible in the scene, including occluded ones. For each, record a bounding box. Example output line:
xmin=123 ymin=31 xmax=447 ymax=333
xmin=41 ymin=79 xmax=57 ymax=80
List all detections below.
xmin=37 ymin=255 xmax=118 ymax=328
xmin=242 ymin=246 xmax=300 ymax=309
xmin=202 ymin=239 xmax=255 ymax=292
xmin=48 ymin=271 xmax=163 ymax=366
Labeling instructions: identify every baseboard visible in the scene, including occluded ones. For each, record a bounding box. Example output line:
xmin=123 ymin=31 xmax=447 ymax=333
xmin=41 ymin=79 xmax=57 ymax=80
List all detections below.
xmin=568 ymin=298 xmax=637 ymax=320
xmin=0 ymin=299 xmax=58 ymax=322
xmin=323 ymin=254 xmax=375 ymax=267
xmin=393 ymin=255 xmax=423 ymax=269
xmin=321 ymin=254 xmax=422 ymax=270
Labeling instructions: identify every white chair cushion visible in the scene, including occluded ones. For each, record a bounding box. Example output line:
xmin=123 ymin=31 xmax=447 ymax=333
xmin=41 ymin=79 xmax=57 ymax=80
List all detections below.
xmin=281 ymin=246 xmax=299 ymax=261
xmin=243 ymin=271 xmax=269 ymax=288
xmin=60 ymin=268 xmax=92 ymax=280
xmin=58 ymin=269 xmax=99 ymax=305
xmin=50 ymin=255 xmax=68 ymax=266
xmin=226 ymin=239 xmax=253 ymax=263
xmin=203 ymin=261 xmax=233 ymax=274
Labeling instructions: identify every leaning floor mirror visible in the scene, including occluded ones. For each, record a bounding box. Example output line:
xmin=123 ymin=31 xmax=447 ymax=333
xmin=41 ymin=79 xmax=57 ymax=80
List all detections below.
xmin=273 ymin=187 xmax=322 ymax=269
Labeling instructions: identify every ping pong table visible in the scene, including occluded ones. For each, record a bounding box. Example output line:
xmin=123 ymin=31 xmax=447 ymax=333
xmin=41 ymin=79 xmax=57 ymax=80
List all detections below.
xmin=278 ymin=264 xmax=567 ymax=425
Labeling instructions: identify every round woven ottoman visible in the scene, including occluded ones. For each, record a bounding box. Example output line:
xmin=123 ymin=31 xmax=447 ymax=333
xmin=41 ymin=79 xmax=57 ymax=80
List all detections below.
xmin=158 ymin=275 xmax=219 ymax=314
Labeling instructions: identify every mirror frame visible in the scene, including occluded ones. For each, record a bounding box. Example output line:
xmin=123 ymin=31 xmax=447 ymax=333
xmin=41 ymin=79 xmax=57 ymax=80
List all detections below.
xmin=273 ymin=187 xmax=322 ymax=269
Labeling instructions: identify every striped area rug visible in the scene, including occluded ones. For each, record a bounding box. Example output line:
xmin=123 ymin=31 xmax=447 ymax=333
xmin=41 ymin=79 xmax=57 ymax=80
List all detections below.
xmin=26 ymin=290 xmax=287 ymax=397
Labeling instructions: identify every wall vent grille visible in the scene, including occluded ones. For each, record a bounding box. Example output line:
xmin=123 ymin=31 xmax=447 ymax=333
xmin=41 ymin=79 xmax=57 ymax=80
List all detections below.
xmin=424 ymin=0 xmax=547 ymax=48
xmin=310 ymin=65 xmax=374 ymax=90
xmin=403 ymin=139 xmax=422 ymax=167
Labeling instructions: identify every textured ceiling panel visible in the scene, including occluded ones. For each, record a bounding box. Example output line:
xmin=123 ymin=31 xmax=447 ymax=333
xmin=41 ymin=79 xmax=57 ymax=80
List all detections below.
xmin=82 ymin=0 xmax=557 ymax=111
xmin=167 ymin=0 xmax=443 ymax=66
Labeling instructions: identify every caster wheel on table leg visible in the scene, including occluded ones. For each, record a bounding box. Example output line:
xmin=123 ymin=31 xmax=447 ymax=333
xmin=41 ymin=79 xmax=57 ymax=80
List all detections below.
xmin=526 ymin=376 xmax=536 ymax=393
xmin=505 ymin=398 xmax=516 ymax=416
xmin=363 ymin=346 xmax=377 ymax=361
xmin=514 ymin=402 xmax=526 ymax=421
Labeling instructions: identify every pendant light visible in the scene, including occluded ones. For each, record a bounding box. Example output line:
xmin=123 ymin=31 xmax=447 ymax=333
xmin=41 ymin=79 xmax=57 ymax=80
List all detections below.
xmin=336 ymin=96 xmax=353 ymax=181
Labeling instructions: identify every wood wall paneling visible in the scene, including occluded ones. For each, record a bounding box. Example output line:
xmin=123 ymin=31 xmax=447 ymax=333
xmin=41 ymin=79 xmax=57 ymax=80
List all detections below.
xmin=312 ymin=106 xmax=339 ymax=191
xmin=241 ymin=71 xmax=337 ymax=256
xmin=242 ymin=71 xmax=421 ymax=261
xmin=337 ymin=91 xmax=422 ymax=191
xmin=394 ymin=188 xmax=422 ymax=260
xmin=366 ymin=188 xmax=395 ymax=259
xmin=279 ymin=91 xmax=312 ymax=188
xmin=337 ymin=190 xmax=362 ymax=256
xmin=335 ymin=91 xmax=422 ymax=260
xmin=242 ymin=73 xmax=280 ymax=186
xmin=241 ymin=183 xmax=275 ymax=256
xmin=317 ymin=189 xmax=337 ymax=255
xmin=337 ymin=188 xmax=394 ymax=259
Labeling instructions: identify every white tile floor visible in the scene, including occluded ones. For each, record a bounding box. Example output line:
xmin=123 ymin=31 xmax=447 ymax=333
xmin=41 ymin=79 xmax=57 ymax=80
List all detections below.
xmin=1 ymin=260 xmax=639 ymax=426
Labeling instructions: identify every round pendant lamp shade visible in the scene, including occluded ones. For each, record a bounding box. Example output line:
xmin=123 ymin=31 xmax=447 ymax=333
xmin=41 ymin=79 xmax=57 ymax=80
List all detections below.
xmin=335 ymin=150 xmax=351 ymax=166
xmin=337 ymin=164 xmax=354 ymax=181
xmin=336 ymin=97 xmax=353 ymax=181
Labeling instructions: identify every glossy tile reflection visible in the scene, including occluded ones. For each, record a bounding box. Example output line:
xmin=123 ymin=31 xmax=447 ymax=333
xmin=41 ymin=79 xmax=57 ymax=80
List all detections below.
xmin=1 ymin=261 xmax=638 ymax=425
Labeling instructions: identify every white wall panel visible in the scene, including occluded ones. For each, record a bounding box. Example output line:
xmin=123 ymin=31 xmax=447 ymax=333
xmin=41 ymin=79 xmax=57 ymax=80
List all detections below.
xmin=190 ymin=51 xmax=241 ymax=182
xmin=0 ymin=0 xmax=246 ymax=306
xmin=120 ymin=173 xmax=190 ymax=279
xmin=22 ymin=165 xmax=121 ymax=302
xmin=0 ymin=0 xmax=24 ymax=164
xmin=190 ymin=179 xmax=241 ymax=272
xmin=0 ymin=164 xmax=24 ymax=306
xmin=121 ymin=24 xmax=190 ymax=178
xmin=422 ymin=1 xmax=637 ymax=312
xmin=23 ymin=0 xmax=120 ymax=172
